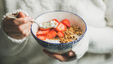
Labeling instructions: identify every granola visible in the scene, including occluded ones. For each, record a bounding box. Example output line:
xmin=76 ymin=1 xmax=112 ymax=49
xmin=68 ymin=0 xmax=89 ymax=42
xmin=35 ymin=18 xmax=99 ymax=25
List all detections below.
xmin=52 ymin=25 xmax=82 ymax=43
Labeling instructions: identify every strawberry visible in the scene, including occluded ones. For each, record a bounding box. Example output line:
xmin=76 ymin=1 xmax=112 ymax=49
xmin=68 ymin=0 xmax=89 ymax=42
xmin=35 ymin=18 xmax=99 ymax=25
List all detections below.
xmin=47 ymin=30 xmax=57 ymax=39
xmin=46 ymin=33 xmax=52 ymax=39
xmin=50 ymin=30 xmax=57 ymax=37
xmin=36 ymin=30 xmax=49 ymax=36
xmin=37 ymin=35 xmax=46 ymax=40
xmin=55 ymin=22 xmax=67 ymax=32
xmin=17 ymin=12 xmax=25 ymax=18
xmin=61 ymin=19 xmax=71 ymax=27
xmin=52 ymin=19 xmax=59 ymax=23
xmin=39 ymin=27 xmax=50 ymax=31
xmin=58 ymin=31 xmax=65 ymax=37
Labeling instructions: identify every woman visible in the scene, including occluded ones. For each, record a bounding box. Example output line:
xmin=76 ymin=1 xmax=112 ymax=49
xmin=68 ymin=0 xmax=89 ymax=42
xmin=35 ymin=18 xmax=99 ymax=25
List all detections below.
xmin=0 ymin=0 xmax=113 ymax=64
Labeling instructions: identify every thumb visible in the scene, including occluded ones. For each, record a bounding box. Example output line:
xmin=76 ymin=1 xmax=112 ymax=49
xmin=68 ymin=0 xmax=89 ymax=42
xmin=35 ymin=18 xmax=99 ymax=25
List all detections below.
xmin=68 ymin=51 xmax=76 ymax=57
xmin=17 ymin=12 xmax=26 ymax=18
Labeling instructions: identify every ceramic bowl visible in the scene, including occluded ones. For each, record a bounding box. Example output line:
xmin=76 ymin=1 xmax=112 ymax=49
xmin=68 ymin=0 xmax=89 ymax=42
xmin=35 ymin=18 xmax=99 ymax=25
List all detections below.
xmin=31 ymin=11 xmax=87 ymax=54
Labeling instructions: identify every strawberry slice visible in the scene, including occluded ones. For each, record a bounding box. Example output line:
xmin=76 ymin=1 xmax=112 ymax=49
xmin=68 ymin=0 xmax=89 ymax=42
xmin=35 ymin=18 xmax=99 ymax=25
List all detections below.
xmin=55 ymin=22 xmax=67 ymax=32
xmin=52 ymin=19 xmax=59 ymax=23
xmin=39 ymin=27 xmax=50 ymax=31
xmin=61 ymin=19 xmax=71 ymax=27
xmin=46 ymin=33 xmax=52 ymax=39
xmin=58 ymin=31 xmax=65 ymax=37
xmin=36 ymin=30 xmax=49 ymax=36
xmin=47 ymin=30 xmax=57 ymax=39
xmin=37 ymin=35 xmax=46 ymax=40
xmin=51 ymin=30 xmax=57 ymax=38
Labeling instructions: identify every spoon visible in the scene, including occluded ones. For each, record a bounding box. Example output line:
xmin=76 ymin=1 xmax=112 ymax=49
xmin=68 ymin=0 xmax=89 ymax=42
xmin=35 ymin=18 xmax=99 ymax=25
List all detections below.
xmin=6 ymin=14 xmax=50 ymax=28
xmin=6 ymin=14 xmax=40 ymax=25
xmin=6 ymin=12 xmax=59 ymax=29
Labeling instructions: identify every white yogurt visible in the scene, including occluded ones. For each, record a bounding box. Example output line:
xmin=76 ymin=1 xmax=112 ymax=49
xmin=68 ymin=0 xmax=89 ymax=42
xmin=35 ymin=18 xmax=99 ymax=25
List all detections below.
xmin=40 ymin=20 xmax=58 ymax=28
xmin=46 ymin=39 xmax=60 ymax=43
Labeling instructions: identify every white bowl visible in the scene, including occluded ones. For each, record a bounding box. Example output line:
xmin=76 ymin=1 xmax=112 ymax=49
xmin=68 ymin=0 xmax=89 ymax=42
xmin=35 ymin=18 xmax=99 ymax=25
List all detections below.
xmin=31 ymin=11 xmax=87 ymax=54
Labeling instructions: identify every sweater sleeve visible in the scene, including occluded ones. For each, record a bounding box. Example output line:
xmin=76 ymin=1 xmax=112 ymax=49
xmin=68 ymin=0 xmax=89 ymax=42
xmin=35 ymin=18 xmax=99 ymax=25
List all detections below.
xmin=104 ymin=0 xmax=113 ymax=27
xmin=88 ymin=26 xmax=113 ymax=53
xmin=72 ymin=29 xmax=89 ymax=59
xmin=88 ymin=0 xmax=113 ymax=53
xmin=0 ymin=20 xmax=29 ymax=56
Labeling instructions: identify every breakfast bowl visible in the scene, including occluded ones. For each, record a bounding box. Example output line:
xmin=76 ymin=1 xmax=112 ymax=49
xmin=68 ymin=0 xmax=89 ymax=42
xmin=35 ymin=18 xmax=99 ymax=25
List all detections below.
xmin=31 ymin=11 xmax=87 ymax=54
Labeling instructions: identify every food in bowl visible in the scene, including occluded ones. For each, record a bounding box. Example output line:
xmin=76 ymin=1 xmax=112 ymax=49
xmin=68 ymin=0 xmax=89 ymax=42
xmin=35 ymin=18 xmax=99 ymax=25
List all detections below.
xmin=31 ymin=11 xmax=87 ymax=53
xmin=36 ymin=19 xmax=83 ymax=43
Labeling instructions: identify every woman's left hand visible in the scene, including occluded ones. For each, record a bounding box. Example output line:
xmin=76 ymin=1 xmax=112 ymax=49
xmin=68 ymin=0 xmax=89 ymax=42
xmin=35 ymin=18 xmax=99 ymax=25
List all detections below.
xmin=43 ymin=49 xmax=76 ymax=62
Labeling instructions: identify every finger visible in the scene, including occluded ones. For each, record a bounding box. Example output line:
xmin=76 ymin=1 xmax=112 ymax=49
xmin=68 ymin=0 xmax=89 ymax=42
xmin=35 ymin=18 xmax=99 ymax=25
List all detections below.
xmin=4 ymin=17 xmax=30 ymax=25
xmin=43 ymin=49 xmax=69 ymax=62
xmin=24 ymin=28 xmax=31 ymax=37
xmin=68 ymin=51 xmax=76 ymax=57
xmin=43 ymin=49 xmax=55 ymax=58
xmin=18 ymin=22 xmax=32 ymax=31
xmin=3 ymin=15 xmax=32 ymax=26
xmin=4 ymin=22 xmax=32 ymax=32
xmin=17 ymin=12 xmax=26 ymax=18
xmin=53 ymin=54 xmax=69 ymax=62
xmin=4 ymin=21 xmax=31 ymax=39
xmin=21 ymin=25 xmax=31 ymax=37
xmin=6 ymin=26 xmax=31 ymax=39
xmin=13 ymin=17 xmax=31 ymax=25
xmin=16 ymin=27 xmax=31 ymax=39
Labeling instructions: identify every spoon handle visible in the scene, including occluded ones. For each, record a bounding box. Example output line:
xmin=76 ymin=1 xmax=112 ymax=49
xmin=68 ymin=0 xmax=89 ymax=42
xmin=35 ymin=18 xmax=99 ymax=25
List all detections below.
xmin=30 ymin=20 xmax=40 ymax=27
xmin=6 ymin=14 xmax=40 ymax=26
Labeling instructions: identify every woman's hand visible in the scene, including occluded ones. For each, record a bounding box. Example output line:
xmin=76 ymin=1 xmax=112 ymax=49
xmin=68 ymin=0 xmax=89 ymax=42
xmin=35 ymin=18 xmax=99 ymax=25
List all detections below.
xmin=3 ymin=12 xmax=33 ymax=39
xmin=43 ymin=49 xmax=76 ymax=62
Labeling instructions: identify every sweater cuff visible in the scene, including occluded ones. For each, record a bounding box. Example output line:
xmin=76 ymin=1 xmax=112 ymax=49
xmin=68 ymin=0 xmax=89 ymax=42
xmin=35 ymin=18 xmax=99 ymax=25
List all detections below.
xmin=1 ymin=20 xmax=26 ymax=44
xmin=1 ymin=9 xmax=29 ymax=43
xmin=72 ymin=30 xmax=89 ymax=59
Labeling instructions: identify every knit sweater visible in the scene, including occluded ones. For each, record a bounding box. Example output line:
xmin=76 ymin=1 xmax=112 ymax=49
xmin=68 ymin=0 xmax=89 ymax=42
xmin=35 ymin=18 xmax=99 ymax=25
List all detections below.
xmin=0 ymin=0 xmax=113 ymax=64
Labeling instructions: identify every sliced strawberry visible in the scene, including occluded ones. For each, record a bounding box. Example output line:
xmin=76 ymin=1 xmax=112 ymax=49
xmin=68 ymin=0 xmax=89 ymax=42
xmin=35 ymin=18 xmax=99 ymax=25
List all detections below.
xmin=58 ymin=31 xmax=65 ymax=37
xmin=37 ymin=35 xmax=46 ymax=40
xmin=39 ymin=27 xmax=50 ymax=31
xmin=47 ymin=30 xmax=57 ymax=39
xmin=51 ymin=30 xmax=57 ymax=37
xmin=46 ymin=33 xmax=53 ymax=39
xmin=61 ymin=19 xmax=71 ymax=27
xmin=52 ymin=19 xmax=59 ymax=23
xmin=36 ymin=30 xmax=49 ymax=36
xmin=55 ymin=22 xmax=67 ymax=32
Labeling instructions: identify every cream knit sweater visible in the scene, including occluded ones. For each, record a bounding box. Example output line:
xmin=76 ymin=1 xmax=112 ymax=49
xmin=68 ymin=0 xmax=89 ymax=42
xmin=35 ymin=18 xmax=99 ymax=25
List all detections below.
xmin=0 ymin=0 xmax=113 ymax=64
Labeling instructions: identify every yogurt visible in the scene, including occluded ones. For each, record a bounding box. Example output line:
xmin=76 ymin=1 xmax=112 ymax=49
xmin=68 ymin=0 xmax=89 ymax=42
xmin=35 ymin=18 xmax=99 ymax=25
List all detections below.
xmin=40 ymin=20 xmax=58 ymax=28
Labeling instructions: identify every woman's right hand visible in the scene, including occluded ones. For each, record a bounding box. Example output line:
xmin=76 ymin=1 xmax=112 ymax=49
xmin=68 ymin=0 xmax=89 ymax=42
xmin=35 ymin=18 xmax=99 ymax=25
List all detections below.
xmin=3 ymin=12 xmax=33 ymax=39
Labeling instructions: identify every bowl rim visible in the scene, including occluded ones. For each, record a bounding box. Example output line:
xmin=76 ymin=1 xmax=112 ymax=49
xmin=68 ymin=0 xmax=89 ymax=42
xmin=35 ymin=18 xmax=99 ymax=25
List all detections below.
xmin=31 ymin=10 xmax=87 ymax=45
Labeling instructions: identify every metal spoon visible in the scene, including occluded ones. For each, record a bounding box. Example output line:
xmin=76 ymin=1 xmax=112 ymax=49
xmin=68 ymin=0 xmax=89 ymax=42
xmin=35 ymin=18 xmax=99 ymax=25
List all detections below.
xmin=6 ymin=14 xmax=43 ymax=28
xmin=6 ymin=14 xmax=58 ymax=29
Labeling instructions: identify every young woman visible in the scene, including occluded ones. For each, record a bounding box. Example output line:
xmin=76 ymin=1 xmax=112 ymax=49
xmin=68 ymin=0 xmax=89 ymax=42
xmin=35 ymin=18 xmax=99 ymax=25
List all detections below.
xmin=0 ymin=0 xmax=113 ymax=64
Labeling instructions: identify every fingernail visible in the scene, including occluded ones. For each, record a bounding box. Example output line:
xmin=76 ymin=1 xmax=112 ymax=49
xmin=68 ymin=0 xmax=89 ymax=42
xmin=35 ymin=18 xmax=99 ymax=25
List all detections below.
xmin=69 ymin=51 xmax=74 ymax=56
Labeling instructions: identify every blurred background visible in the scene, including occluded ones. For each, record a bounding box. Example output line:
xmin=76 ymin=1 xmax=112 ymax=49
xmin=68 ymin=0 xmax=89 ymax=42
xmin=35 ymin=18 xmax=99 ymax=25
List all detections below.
xmin=0 ymin=0 xmax=6 ymax=22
